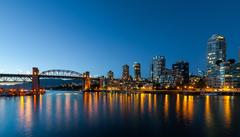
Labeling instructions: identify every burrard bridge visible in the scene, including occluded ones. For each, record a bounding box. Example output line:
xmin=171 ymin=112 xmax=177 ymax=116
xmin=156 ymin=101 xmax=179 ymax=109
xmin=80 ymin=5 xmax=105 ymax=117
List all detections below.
xmin=0 ymin=67 xmax=103 ymax=92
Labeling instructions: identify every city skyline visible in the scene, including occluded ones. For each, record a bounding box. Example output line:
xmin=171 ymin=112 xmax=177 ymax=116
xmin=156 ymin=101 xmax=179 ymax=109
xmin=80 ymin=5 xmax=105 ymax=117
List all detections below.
xmin=1 ymin=1 xmax=240 ymax=137
xmin=1 ymin=0 xmax=240 ymax=77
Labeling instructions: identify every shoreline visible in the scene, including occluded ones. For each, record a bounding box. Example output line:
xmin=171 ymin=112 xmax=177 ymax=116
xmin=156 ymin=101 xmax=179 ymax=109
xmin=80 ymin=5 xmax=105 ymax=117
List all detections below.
xmin=1 ymin=89 xmax=240 ymax=96
xmin=0 ymin=89 xmax=46 ymax=97
xmin=82 ymin=90 xmax=240 ymax=96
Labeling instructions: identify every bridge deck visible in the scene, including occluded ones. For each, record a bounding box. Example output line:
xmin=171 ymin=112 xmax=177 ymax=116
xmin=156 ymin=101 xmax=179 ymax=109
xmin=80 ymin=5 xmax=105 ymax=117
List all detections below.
xmin=0 ymin=73 xmax=99 ymax=82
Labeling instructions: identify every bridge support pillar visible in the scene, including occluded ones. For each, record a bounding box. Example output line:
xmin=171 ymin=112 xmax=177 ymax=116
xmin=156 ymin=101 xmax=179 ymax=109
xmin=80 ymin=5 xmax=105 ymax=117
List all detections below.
xmin=32 ymin=67 xmax=40 ymax=94
xmin=83 ymin=71 xmax=91 ymax=91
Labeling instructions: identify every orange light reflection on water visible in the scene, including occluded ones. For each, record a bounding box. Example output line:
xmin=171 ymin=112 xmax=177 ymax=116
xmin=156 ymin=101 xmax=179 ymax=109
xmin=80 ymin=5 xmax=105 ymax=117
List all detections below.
xmin=164 ymin=95 xmax=169 ymax=119
xmin=182 ymin=95 xmax=194 ymax=122
xmin=205 ymin=96 xmax=212 ymax=127
xmin=140 ymin=94 xmax=145 ymax=114
xmin=108 ymin=93 xmax=113 ymax=114
xmin=18 ymin=96 xmax=33 ymax=135
xmin=223 ymin=96 xmax=232 ymax=128
xmin=13 ymin=92 xmax=237 ymax=133
xmin=148 ymin=94 xmax=152 ymax=113
xmin=153 ymin=94 xmax=157 ymax=113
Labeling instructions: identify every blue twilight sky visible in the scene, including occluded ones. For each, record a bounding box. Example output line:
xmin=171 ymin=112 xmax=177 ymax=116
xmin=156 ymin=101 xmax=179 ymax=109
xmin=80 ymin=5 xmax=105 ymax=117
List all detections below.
xmin=0 ymin=0 xmax=240 ymax=77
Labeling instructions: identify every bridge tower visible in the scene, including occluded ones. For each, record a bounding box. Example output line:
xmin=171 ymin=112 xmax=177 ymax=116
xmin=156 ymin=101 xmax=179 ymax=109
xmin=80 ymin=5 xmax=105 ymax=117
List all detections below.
xmin=83 ymin=71 xmax=91 ymax=90
xmin=32 ymin=67 xmax=40 ymax=94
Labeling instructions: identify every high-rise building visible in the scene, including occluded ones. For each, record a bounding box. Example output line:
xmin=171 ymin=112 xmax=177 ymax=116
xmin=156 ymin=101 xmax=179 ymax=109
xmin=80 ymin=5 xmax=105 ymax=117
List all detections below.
xmin=207 ymin=34 xmax=227 ymax=72
xmin=133 ymin=62 xmax=141 ymax=81
xmin=159 ymin=68 xmax=174 ymax=86
xmin=217 ymin=59 xmax=237 ymax=88
xmin=207 ymin=34 xmax=227 ymax=88
xmin=122 ymin=64 xmax=130 ymax=81
xmin=150 ymin=56 xmax=166 ymax=82
xmin=230 ymin=62 xmax=240 ymax=88
xmin=107 ymin=70 xmax=114 ymax=80
xmin=172 ymin=61 xmax=189 ymax=86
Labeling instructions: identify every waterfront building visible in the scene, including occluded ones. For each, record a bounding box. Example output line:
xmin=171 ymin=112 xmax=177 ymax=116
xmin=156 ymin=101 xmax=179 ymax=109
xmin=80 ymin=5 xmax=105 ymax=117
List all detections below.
xmin=218 ymin=59 xmax=240 ymax=89
xmin=107 ymin=79 xmax=121 ymax=90
xmin=219 ymin=62 xmax=232 ymax=88
xmin=207 ymin=34 xmax=227 ymax=88
xmin=133 ymin=62 xmax=141 ymax=81
xmin=207 ymin=34 xmax=227 ymax=71
xmin=230 ymin=62 xmax=240 ymax=88
xmin=99 ymin=76 xmax=106 ymax=89
xmin=207 ymin=58 xmax=240 ymax=89
xmin=207 ymin=65 xmax=221 ymax=88
xmin=122 ymin=64 xmax=131 ymax=81
xmin=106 ymin=70 xmax=114 ymax=88
xmin=107 ymin=70 xmax=114 ymax=80
xmin=159 ymin=68 xmax=174 ymax=86
xmin=150 ymin=56 xmax=166 ymax=82
xmin=189 ymin=74 xmax=207 ymax=89
xmin=172 ymin=61 xmax=189 ymax=86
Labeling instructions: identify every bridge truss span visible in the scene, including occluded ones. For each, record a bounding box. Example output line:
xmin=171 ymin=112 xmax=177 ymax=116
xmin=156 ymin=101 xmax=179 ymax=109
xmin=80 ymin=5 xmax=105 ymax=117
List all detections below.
xmin=0 ymin=74 xmax=32 ymax=83
xmin=40 ymin=69 xmax=83 ymax=79
xmin=0 ymin=68 xmax=99 ymax=91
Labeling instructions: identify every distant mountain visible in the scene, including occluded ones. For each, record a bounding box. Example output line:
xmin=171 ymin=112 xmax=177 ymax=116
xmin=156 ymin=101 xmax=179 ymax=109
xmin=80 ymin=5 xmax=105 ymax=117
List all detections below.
xmin=0 ymin=79 xmax=82 ymax=89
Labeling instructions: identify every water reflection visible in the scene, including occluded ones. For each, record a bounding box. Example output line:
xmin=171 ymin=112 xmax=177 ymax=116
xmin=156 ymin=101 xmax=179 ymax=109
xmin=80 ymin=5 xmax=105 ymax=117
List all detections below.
xmin=164 ymin=95 xmax=169 ymax=119
xmin=0 ymin=99 xmax=5 ymax=120
xmin=56 ymin=94 xmax=62 ymax=128
xmin=223 ymin=96 xmax=232 ymax=128
xmin=83 ymin=92 xmax=94 ymax=123
xmin=148 ymin=94 xmax=152 ymax=113
xmin=18 ymin=96 xmax=33 ymax=136
xmin=0 ymin=91 xmax=237 ymax=137
xmin=186 ymin=96 xmax=194 ymax=122
xmin=205 ymin=96 xmax=212 ymax=127
xmin=65 ymin=94 xmax=71 ymax=128
xmin=46 ymin=94 xmax=52 ymax=129
xmin=140 ymin=94 xmax=145 ymax=114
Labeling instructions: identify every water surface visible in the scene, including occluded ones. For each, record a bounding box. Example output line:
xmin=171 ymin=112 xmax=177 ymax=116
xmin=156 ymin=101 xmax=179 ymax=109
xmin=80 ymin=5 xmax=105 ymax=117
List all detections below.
xmin=0 ymin=91 xmax=239 ymax=137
